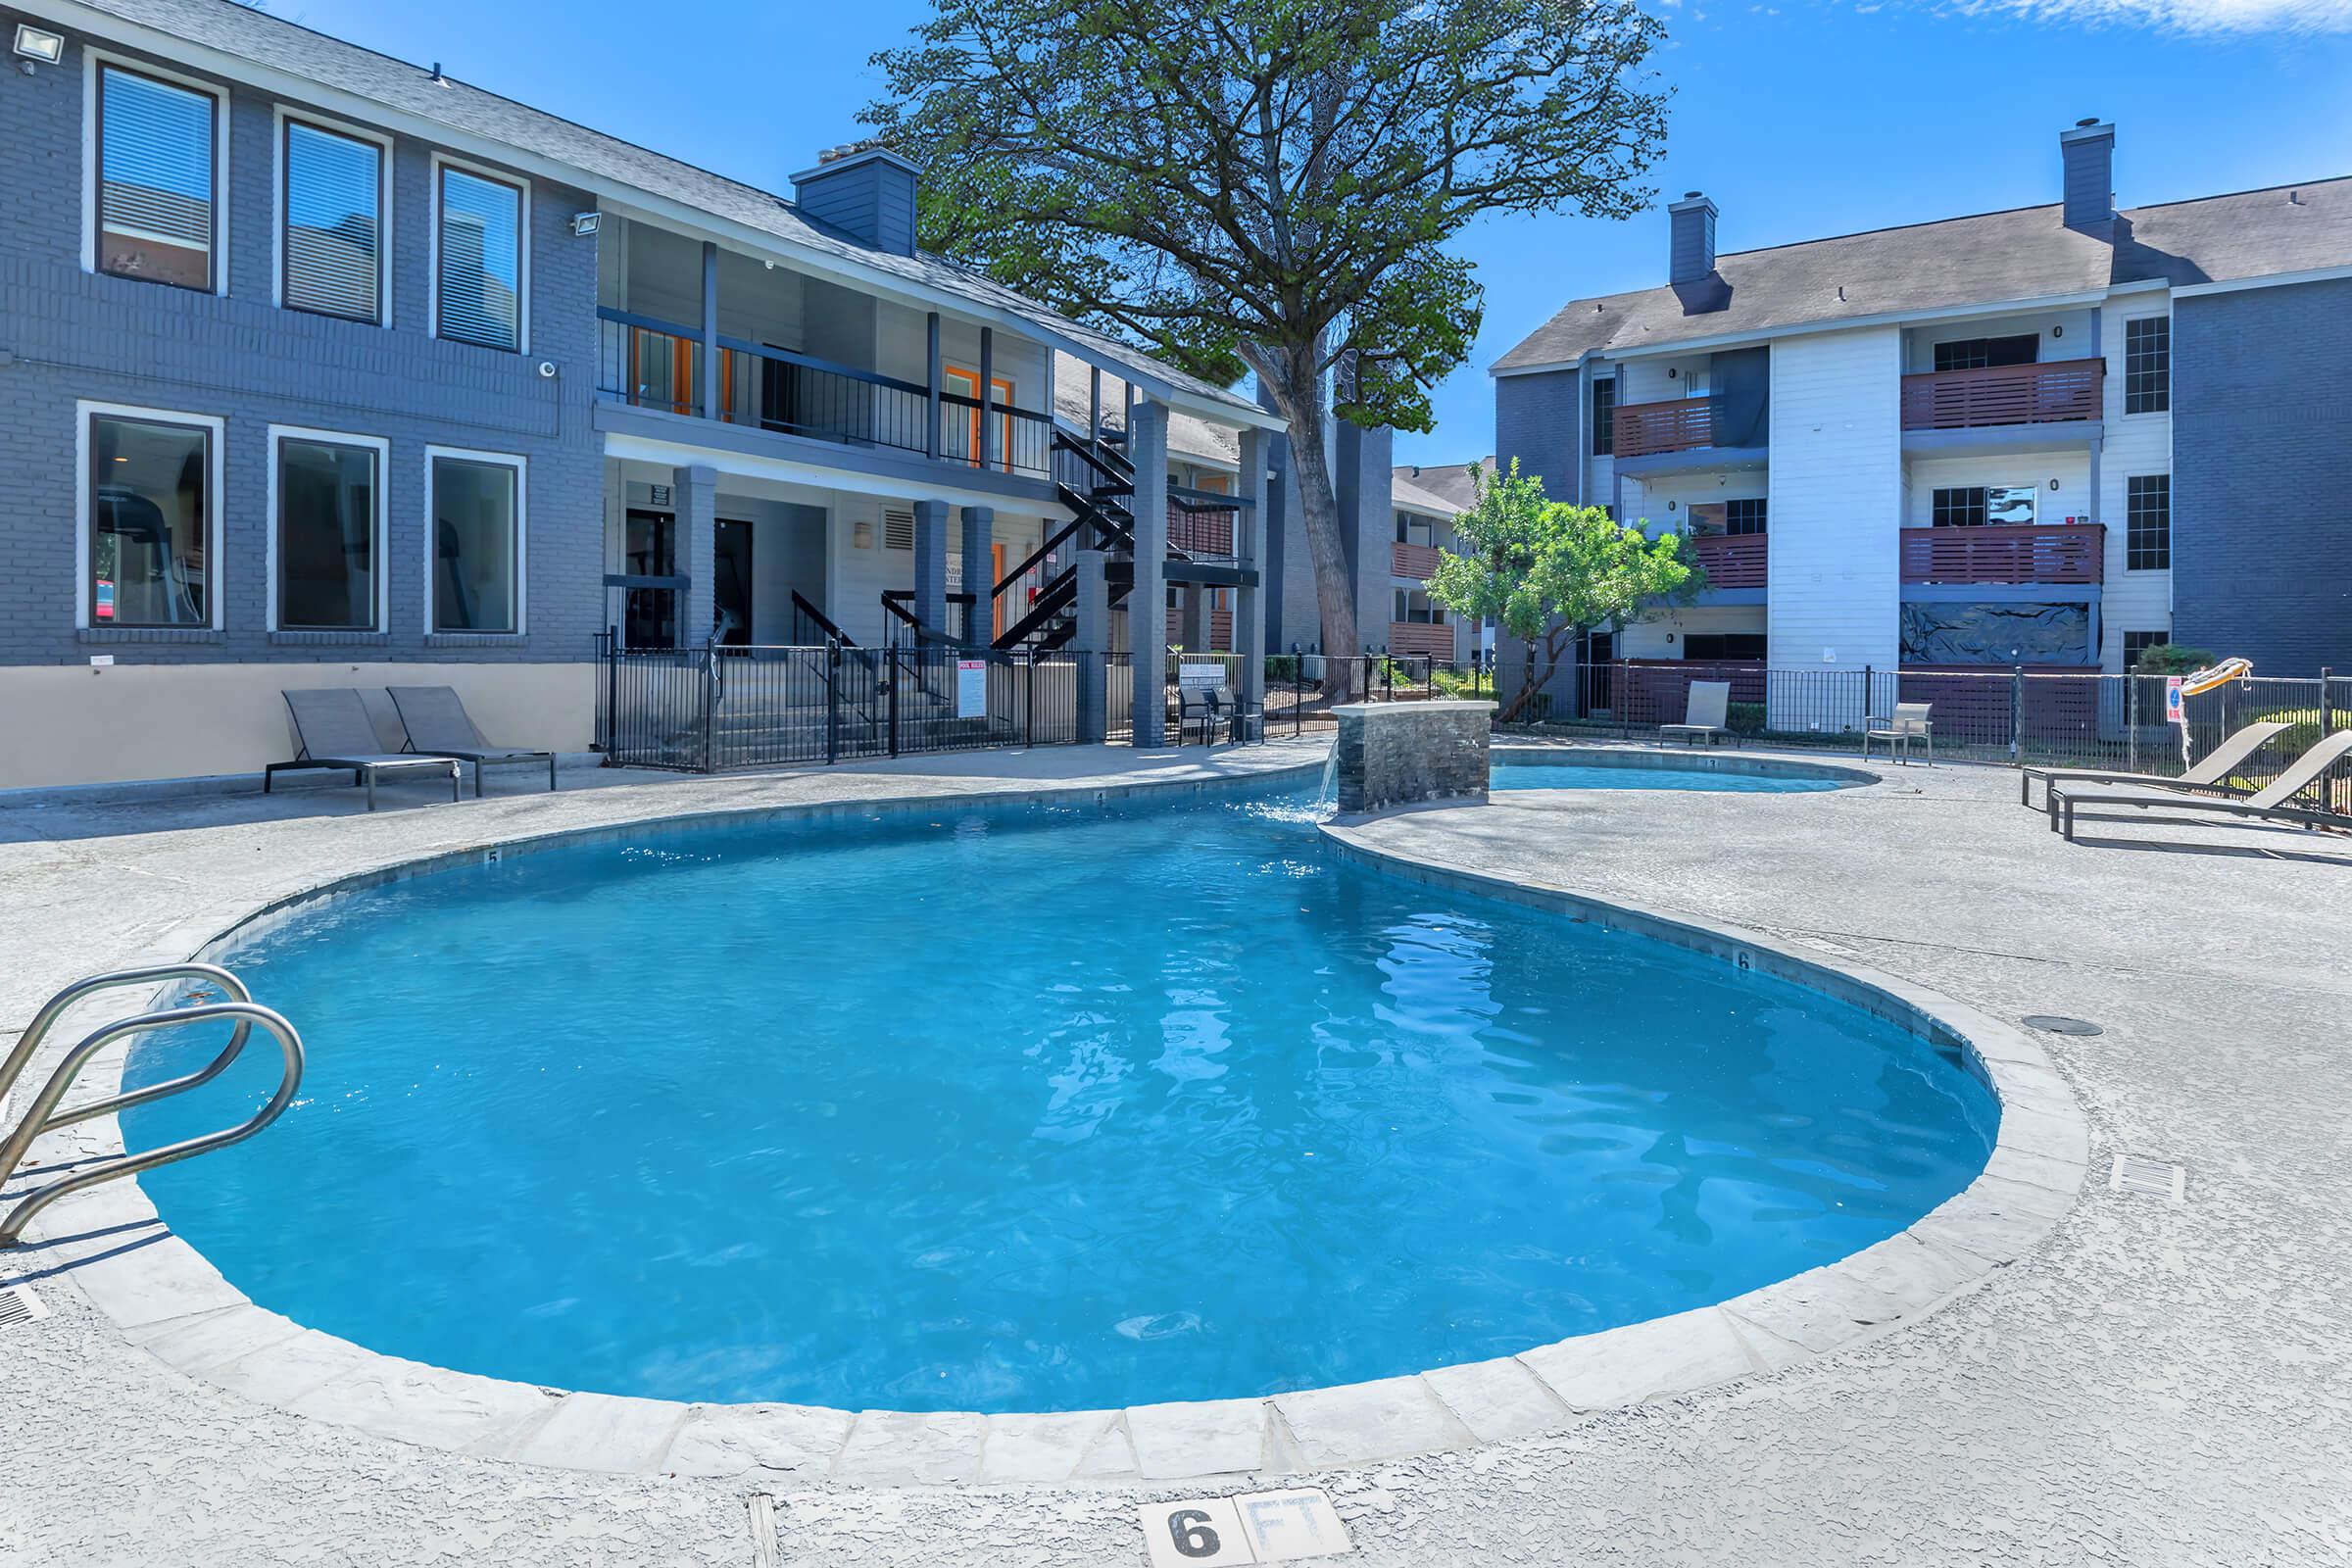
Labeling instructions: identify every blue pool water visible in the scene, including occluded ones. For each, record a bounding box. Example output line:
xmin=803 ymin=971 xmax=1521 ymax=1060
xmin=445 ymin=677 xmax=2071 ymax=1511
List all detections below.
xmin=126 ymin=786 xmax=1994 ymax=1413
xmin=1493 ymin=760 xmax=1849 ymax=793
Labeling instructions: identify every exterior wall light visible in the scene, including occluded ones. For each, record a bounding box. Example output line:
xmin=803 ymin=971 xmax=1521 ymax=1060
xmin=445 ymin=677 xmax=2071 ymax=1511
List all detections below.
xmin=14 ymin=24 xmax=66 ymax=67
xmin=569 ymin=212 xmax=602 ymax=237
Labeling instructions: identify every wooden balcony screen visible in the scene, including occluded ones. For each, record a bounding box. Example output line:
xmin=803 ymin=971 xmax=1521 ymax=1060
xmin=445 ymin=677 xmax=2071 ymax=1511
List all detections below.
xmin=1387 ymin=621 xmax=1455 ymax=660
xmin=1899 ymin=523 xmax=2103 ymax=585
xmin=1391 ymin=540 xmax=1444 ymax=580
xmin=1899 ymin=359 xmax=2103 ymax=430
xmin=1686 ymin=532 xmax=1767 ymax=589
xmin=1612 ymin=398 xmax=1716 ymax=459
xmin=1166 ymin=503 xmax=1235 ymax=558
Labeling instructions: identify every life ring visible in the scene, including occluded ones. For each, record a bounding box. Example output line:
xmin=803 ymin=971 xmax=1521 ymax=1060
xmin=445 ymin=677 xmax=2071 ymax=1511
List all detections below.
xmin=2180 ymin=658 xmax=2251 ymax=696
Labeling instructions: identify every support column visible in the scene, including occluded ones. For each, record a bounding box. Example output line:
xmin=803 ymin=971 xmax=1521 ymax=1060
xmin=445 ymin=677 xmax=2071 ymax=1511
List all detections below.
xmin=1178 ymin=584 xmax=1205 ymax=651
xmin=699 ymin=241 xmax=720 ymax=420
xmin=924 ymin=313 xmax=943 ymax=460
xmin=1236 ymin=425 xmax=1269 ymax=711
xmin=960 ymin=505 xmax=993 ymax=644
xmin=1072 ymin=547 xmax=1111 ymax=743
xmin=912 ymin=498 xmax=951 ymax=633
xmin=1127 ymin=398 xmax=1171 ymax=746
xmin=677 ymin=464 xmax=718 ymax=642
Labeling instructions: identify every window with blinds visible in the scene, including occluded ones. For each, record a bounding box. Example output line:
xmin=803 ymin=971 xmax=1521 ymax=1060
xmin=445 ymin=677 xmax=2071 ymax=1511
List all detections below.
xmin=435 ymin=165 xmax=524 ymax=351
xmin=95 ymin=65 xmax=219 ymax=291
xmin=283 ymin=121 xmax=384 ymax=322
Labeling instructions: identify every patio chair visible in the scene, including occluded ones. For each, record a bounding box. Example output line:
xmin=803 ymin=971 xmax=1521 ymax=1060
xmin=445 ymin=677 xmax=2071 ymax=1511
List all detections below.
xmin=1175 ymin=682 xmax=1220 ymax=746
xmin=387 ymin=686 xmax=559 ymax=797
xmin=265 ymin=689 xmax=461 ymax=810
xmin=2052 ymin=727 xmax=2352 ymax=843
xmin=1203 ymin=684 xmax=1265 ymax=745
xmin=1658 ymin=681 xmax=1737 ymax=748
xmin=1863 ymin=702 xmax=1936 ymax=765
xmin=2019 ymin=719 xmax=2292 ymax=814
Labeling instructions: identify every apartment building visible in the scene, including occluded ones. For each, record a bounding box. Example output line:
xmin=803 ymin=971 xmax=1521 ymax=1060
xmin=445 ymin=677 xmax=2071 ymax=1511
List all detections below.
xmin=1494 ymin=121 xmax=2351 ymax=714
xmin=1388 ymin=459 xmax=1488 ymax=664
xmin=0 ymin=0 xmax=1278 ymax=788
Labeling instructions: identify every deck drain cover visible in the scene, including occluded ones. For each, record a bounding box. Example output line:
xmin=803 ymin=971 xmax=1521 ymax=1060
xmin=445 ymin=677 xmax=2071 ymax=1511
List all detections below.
xmin=0 ymin=1283 xmax=50 ymax=1329
xmin=2110 ymin=1154 xmax=2185 ymax=1201
xmin=2023 ymin=1014 xmax=2103 ymax=1037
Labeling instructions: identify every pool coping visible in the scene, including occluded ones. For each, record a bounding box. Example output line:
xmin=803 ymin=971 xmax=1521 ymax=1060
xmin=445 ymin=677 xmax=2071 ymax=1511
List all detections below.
xmin=1491 ymin=742 xmax=1884 ymax=788
xmin=20 ymin=758 xmax=2089 ymax=1490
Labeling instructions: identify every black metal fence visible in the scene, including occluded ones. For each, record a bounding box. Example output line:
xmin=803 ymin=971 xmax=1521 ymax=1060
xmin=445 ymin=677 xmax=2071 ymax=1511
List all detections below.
xmin=1504 ymin=662 xmax=2351 ymax=806
xmin=1264 ymin=652 xmax=1499 ymax=737
xmin=596 ymin=637 xmax=1086 ymax=771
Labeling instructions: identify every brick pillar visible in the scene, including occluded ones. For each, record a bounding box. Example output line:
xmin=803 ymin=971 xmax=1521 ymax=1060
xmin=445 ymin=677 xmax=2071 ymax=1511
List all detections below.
xmin=912 ymin=498 xmax=950 ymax=633
xmin=1128 ymin=399 xmax=1170 ymax=745
xmin=1236 ymin=425 xmax=1269 ymax=711
xmin=676 ymin=464 xmax=718 ymax=643
xmin=1072 ymin=547 xmax=1111 ymax=743
xmin=960 ymin=505 xmax=994 ymax=644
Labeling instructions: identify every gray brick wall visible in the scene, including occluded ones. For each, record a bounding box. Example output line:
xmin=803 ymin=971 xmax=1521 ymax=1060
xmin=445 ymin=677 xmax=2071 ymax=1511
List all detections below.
xmin=2171 ymin=277 xmax=2352 ymax=676
xmin=1493 ymin=366 xmax=1586 ymax=713
xmin=0 ymin=22 xmax=604 ymax=667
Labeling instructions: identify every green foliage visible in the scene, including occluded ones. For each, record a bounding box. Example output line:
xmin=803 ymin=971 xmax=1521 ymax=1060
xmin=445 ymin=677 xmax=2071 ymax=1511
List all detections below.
xmin=1425 ymin=461 xmax=1698 ymax=642
xmin=2131 ymin=643 xmax=2218 ymax=675
xmin=1727 ymin=701 xmax=1766 ymax=736
xmin=862 ymin=0 xmax=1671 ymax=435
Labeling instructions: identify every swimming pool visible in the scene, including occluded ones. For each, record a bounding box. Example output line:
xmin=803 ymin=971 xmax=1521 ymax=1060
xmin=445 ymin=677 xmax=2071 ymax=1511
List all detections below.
xmin=1491 ymin=750 xmax=1867 ymax=794
xmin=125 ymin=784 xmax=1994 ymax=1414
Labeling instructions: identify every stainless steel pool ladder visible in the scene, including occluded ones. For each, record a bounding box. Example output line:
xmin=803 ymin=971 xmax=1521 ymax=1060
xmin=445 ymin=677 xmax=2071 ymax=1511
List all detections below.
xmin=0 ymin=964 xmax=304 ymax=1248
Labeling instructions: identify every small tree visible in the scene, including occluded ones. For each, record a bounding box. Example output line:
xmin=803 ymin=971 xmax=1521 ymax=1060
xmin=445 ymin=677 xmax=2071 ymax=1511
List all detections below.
xmin=2130 ymin=642 xmax=2218 ymax=676
xmin=1427 ymin=461 xmax=1697 ymax=723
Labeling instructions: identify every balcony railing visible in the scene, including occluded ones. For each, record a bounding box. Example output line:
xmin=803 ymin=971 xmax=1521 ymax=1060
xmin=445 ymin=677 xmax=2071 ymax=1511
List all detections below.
xmin=1613 ymin=398 xmax=1715 ymax=459
xmin=1388 ymin=621 xmax=1454 ymax=660
xmin=1899 ymin=523 xmax=2104 ymax=585
xmin=1685 ymin=531 xmax=1767 ymax=589
xmin=1167 ymin=488 xmax=1239 ymax=561
xmin=1392 ymin=539 xmax=1443 ymax=580
xmin=1900 ymin=359 xmax=2103 ymax=431
xmin=597 ymin=308 xmax=1053 ymax=480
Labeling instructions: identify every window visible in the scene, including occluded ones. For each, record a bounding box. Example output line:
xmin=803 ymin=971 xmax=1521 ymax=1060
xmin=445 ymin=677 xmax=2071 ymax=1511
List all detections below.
xmin=1932 ymin=487 xmax=1988 ymax=528
xmin=1933 ymin=333 xmax=2037 ymax=373
xmin=1724 ymin=498 xmax=1767 ymax=535
xmin=1395 ymin=512 xmax=1434 ymax=547
xmin=1392 ymin=588 xmax=1441 ymax=624
xmin=2122 ymin=629 xmax=2170 ymax=670
xmin=2125 ymin=317 xmax=2170 ymax=415
xmin=83 ymin=408 xmax=218 ymax=627
xmin=1591 ymin=377 xmax=1615 ymax=456
xmin=280 ymin=118 xmax=386 ymax=323
xmin=1683 ymin=633 xmax=1767 ymax=662
xmin=93 ymin=63 xmax=220 ymax=291
xmin=434 ymin=162 xmax=525 ymax=350
xmin=272 ymin=430 xmax=384 ymax=631
xmin=2127 ymin=474 xmax=2170 ymax=570
xmin=428 ymin=450 xmax=523 ymax=632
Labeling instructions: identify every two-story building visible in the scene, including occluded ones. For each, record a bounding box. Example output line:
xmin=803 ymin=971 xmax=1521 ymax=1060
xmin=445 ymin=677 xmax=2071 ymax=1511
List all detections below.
xmin=0 ymin=0 xmax=1280 ymax=789
xmin=1387 ymin=460 xmax=1488 ymax=665
xmin=1493 ymin=119 xmax=2351 ymax=717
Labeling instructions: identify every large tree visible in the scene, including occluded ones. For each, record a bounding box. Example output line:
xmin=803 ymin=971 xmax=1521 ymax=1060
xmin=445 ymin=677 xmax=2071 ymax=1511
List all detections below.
xmin=863 ymin=0 xmax=1668 ymax=694
xmin=1426 ymin=460 xmax=1697 ymax=722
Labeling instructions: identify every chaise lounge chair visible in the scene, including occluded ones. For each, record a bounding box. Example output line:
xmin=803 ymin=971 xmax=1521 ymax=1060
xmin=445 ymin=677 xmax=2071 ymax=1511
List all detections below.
xmin=1659 ymin=681 xmax=1738 ymax=748
xmin=265 ymin=689 xmax=462 ymax=810
xmin=2019 ymin=719 xmax=2293 ymax=814
xmin=388 ymin=686 xmax=559 ymax=797
xmin=2051 ymin=727 xmax=2352 ymax=843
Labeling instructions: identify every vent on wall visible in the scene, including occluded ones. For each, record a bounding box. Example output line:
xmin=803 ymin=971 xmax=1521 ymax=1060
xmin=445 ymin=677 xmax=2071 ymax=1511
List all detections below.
xmin=0 ymin=1283 xmax=50 ymax=1330
xmin=883 ymin=508 xmax=915 ymax=552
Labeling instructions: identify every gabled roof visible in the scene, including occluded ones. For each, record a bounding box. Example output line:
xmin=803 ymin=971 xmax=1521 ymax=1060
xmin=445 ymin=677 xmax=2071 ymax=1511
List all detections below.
xmin=1391 ymin=459 xmax=1492 ymax=518
xmin=44 ymin=0 xmax=1274 ymax=427
xmin=1052 ymin=356 xmax=1239 ymax=469
xmin=1494 ymin=176 xmax=2352 ymax=372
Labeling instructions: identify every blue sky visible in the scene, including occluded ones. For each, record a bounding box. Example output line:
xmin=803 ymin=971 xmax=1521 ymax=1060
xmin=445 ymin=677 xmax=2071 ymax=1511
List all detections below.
xmin=272 ymin=0 xmax=2350 ymax=464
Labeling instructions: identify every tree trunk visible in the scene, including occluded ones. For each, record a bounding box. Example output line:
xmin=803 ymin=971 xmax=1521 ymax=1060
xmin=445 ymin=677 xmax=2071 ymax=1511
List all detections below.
xmin=1497 ymin=623 xmax=1575 ymax=724
xmin=1254 ymin=355 xmax=1359 ymax=702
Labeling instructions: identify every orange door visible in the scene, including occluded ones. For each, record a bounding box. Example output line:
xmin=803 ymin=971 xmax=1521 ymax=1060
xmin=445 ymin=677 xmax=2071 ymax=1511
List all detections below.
xmin=945 ymin=367 xmax=1016 ymax=469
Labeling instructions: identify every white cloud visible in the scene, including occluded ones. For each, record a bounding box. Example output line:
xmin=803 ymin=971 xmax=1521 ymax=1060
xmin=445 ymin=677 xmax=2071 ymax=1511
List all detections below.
xmin=1950 ymin=0 xmax=2352 ymax=31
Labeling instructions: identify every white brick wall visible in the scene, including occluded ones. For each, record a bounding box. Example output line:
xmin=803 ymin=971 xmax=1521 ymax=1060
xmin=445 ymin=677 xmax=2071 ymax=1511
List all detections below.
xmin=1767 ymin=325 xmax=1903 ymax=671
xmin=2098 ymin=296 xmax=2174 ymax=667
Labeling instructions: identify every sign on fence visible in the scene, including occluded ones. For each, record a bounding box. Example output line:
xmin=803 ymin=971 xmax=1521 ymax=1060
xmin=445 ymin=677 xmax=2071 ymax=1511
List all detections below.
xmin=956 ymin=659 xmax=988 ymax=719
xmin=2165 ymin=676 xmax=2184 ymax=728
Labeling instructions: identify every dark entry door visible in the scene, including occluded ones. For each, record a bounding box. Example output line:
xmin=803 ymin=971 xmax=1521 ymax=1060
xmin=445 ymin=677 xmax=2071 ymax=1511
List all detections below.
xmin=1582 ymin=629 xmax=1615 ymax=714
xmin=715 ymin=519 xmax=755 ymax=647
xmin=623 ymin=509 xmax=676 ymax=649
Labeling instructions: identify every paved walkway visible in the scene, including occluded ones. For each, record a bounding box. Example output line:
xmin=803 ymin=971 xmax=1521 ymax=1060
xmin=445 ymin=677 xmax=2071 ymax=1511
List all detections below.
xmin=3 ymin=741 xmax=2347 ymax=1566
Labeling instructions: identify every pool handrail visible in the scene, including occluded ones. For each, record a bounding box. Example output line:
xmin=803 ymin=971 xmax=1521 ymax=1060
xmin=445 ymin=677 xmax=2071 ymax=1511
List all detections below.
xmin=0 ymin=963 xmax=256 ymax=1129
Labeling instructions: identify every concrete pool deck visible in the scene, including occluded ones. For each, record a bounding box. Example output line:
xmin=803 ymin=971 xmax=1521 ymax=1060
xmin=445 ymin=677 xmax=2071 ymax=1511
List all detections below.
xmin=4 ymin=739 xmax=2350 ymax=1565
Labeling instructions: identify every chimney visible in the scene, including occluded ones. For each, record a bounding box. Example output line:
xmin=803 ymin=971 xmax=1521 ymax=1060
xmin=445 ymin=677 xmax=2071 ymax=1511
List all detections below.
xmin=1669 ymin=192 xmax=1718 ymax=284
xmin=2060 ymin=120 xmax=2115 ymax=236
xmin=790 ymin=143 xmax=921 ymax=257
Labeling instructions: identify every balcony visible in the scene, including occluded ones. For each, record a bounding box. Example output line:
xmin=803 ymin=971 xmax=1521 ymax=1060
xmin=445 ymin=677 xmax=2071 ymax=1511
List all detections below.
xmin=1685 ymin=532 xmax=1767 ymax=591
xmin=1900 ymin=359 xmax=2103 ymax=432
xmin=1613 ymin=398 xmax=1716 ymax=459
xmin=1392 ymin=539 xmax=1444 ymax=580
xmin=1388 ymin=621 xmax=1455 ymax=660
xmin=595 ymin=309 xmax=1054 ymax=481
xmin=1899 ymin=523 xmax=2104 ymax=586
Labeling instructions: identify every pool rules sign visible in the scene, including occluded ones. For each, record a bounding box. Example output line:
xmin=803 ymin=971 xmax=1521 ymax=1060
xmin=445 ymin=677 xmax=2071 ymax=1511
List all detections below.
xmin=956 ymin=659 xmax=988 ymax=720
xmin=1139 ymin=1488 xmax=1353 ymax=1567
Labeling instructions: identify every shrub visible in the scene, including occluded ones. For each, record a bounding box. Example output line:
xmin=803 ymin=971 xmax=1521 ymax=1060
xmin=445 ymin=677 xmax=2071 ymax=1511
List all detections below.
xmin=1727 ymin=701 xmax=1766 ymax=735
xmin=2130 ymin=643 xmax=2218 ymax=675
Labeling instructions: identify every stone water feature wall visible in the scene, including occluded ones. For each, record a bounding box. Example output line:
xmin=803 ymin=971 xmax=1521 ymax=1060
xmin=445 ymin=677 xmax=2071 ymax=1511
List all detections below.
xmin=1333 ymin=700 xmax=1494 ymax=814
